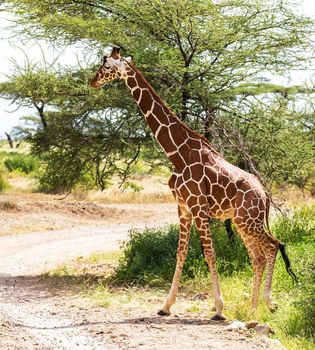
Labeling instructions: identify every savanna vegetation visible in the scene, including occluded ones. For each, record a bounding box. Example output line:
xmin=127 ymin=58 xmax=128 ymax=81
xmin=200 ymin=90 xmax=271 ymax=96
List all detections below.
xmin=0 ymin=144 xmax=36 ymax=190
xmin=0 ymin=1 xmax=314 ymax=349
xmin=46 ymin=205 xmax=315 ymax=350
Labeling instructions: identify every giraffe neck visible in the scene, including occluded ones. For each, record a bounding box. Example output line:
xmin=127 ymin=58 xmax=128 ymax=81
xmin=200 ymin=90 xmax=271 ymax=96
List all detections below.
xmin=122 ymin=62 xmax=213 ymax=171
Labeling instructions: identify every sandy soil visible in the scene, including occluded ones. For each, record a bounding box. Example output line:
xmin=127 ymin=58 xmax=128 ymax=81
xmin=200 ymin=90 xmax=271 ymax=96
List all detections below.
xmin=0 ymin=197 xmax=284 ymax=350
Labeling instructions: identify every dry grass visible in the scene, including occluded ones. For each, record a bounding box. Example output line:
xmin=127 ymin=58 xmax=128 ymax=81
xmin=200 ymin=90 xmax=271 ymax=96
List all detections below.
xmin=5 ymin=174 xmax=38 ymax=193
xmin=89 ymin=189 xmax=174 ymax=204
xmin=0 ymin=142 xmax=30 ymax=154
xmin=88 ymin=174 xmax=174 ymax=204
xmin=272 ymin=185 xmax=315 ymax=209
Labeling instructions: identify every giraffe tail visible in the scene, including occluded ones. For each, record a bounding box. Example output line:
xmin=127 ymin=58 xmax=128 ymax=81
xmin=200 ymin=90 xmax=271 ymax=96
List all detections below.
xmin=279 ymin=243 xmax=298 ymax=284
xmin=265 ymin=196 xmax=298 ymax=284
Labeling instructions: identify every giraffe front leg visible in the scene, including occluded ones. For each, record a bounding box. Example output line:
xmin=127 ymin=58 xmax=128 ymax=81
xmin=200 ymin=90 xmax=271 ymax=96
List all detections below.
xmin=194 ymin=212 xmax=226 ymax=321
xmin=158 ymin=205 xmax=192 ymax=316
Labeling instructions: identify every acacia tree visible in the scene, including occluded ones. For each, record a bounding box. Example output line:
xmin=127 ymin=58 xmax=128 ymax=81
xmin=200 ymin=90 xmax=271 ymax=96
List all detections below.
xmin=0 ymin=60 xmax=149 ymax=191
xmin=0 ymin=0 xmax=314 ymax=192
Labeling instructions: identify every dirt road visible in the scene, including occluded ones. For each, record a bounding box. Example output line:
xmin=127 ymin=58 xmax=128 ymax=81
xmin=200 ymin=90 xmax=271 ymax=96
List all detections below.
xmin=0 ymin=202 xmax=283 ymax=349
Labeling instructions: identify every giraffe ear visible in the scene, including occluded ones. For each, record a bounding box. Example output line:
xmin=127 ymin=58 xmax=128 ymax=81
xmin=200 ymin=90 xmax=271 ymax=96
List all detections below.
xmin=110 ymin=47 xmax=121 ymax=59
xmin=125 ymin=56 xmax=132 ymax=62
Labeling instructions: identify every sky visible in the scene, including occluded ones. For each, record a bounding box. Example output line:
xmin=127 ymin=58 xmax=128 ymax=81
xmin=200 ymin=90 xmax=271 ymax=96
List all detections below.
xmin=0 ymin=1 xmax=315 ymax=139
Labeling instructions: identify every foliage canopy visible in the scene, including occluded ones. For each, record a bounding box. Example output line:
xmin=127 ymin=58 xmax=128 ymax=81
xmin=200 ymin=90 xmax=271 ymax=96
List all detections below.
xmin=0 ymin=0 xmax=314 ymax=192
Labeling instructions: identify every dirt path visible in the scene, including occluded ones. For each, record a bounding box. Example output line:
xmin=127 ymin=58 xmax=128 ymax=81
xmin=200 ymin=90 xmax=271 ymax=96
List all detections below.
xmin=0 ymin=202 xmax=283 ymax=349
xmin=0 ymin=222 xmax=162 ymax=276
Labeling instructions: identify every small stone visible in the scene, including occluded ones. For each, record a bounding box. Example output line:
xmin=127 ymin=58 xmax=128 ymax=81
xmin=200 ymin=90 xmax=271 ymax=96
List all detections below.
xmin=253 ymin=323 xmax=275 ymax=335
xmin=192 ymin=293 xmax=209 ymax=301
xmin=243 ymin=292 xmax=250 ymax=299
xmin=246 ymin=320 xmax=259 ymax=329
xmin=227 ymin=320 xmax=247 ymax=331
xmin=271 ymin=339 xmax=283 ymax=348
xmin=119 ymin=333 xmax=129 ymax=338
xmin=150 ymin=324 xmax=165 ymax=330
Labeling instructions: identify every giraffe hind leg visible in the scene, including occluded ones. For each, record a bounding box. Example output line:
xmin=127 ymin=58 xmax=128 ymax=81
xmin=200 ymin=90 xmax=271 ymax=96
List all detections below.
xmin=246 ymin=243 xmax=266 ymax=309
xmin=233 ymin=189 xmax=279 ymax=310
xmin=234 ymin=224 xmax=266 ymax=309
xmin=260 ymin=236 xmax=279 ymax=311
xmin=235 ymin=221 xmax=279 ymax=310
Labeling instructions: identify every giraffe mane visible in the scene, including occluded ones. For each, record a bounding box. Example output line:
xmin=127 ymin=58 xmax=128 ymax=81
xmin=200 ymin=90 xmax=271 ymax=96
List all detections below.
xmin=126 ymin=61 xmax=220 ymax=156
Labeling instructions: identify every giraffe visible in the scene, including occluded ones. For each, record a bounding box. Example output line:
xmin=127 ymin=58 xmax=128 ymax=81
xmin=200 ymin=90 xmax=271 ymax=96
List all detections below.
xmin=90 ymin=47 xmax=297 ymax=320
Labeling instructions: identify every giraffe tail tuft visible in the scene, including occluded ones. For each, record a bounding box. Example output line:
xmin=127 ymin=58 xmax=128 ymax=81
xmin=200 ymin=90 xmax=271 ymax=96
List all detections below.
xmin=279 ymin=243 xmax=298 ymax=285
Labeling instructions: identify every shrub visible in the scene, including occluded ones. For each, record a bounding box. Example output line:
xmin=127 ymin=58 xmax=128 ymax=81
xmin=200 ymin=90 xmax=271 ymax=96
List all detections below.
xmin=4 ymin=153 xmax=38 ymax=174
xmin=0 ymin=167 xmax=8 ymax=192
xmin=211 ymin=222 xmax=249 ymax=275
xmin=115 ymin=222 xmax=249 ymax=286
xmin=0 ymin=200 xmax=19 ymax=210
xmin=266 ymin=206 xmax=315 ymax=343
xmin=35 ymin=149 xmax=96 ymax=194
xmin=272 ymin=205 xmax=315 ymax=244
xmin=123 ymin=181 xmax=144 ymax=192
xmin=285 ymin=254 xmax=315 ymax=340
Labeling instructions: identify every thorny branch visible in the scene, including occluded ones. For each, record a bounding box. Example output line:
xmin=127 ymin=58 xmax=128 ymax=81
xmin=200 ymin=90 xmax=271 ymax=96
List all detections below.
xmin=202 ymin=109 xmax=288 ymax=216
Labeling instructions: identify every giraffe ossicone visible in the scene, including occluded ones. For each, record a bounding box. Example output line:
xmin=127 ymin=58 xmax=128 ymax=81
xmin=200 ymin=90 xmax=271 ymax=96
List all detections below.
xmin=90 ymin=47 xmax=297 ymax=320
xmin=107 ymin=57 xmax=131 ymax=72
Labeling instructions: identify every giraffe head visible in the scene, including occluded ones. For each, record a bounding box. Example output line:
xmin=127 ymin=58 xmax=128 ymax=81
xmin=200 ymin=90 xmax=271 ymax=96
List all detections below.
xmin=90 ymin=47 xmax=131 ymax=88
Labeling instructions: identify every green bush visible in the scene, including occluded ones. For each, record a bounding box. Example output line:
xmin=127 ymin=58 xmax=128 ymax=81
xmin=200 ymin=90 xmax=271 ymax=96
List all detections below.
xmin=270 ymin=239 xmax=315 ymax=344
xmin=36 ymin=155 xmax=95 ymax=194
xmin=123 ymin=181 xmax=144 ymax=192
xmin=0 ymin=167 xmax=8 ymax=192
xmin=286 ymin=254 xmax=315 ymax=340
xmin=212 ymin=223 xmax=250 ymax=274
xmin=4 ymin=153 xmax=38 ymax=174
xmin=115 ymin=222 xmax=249 ymax=286
xmin=272 ymin=205 xmax=315 ymax=244
xmin=264 ymin=206 xmax=315 ymax=343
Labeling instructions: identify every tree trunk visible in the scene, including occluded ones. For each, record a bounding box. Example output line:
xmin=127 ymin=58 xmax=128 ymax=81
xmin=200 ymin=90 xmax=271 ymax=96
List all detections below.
xmin=35 ymin=103 xmax=48 ymax=129
xmin=179 ymin=72 xmax=189 ymax=121
xmin=5 ymin=132 xmax=14 ymax=148
xmin=204 ymin=108 xmax=215 ymax=140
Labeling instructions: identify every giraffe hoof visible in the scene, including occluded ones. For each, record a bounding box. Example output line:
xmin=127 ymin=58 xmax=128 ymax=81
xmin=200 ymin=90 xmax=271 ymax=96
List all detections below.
xmin=211 ymin=314 xmax=226 ymax=321
xmin=157 ymin=309 xmax=170 ymax=316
